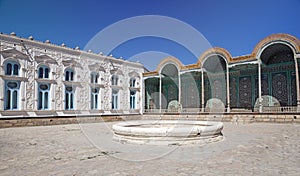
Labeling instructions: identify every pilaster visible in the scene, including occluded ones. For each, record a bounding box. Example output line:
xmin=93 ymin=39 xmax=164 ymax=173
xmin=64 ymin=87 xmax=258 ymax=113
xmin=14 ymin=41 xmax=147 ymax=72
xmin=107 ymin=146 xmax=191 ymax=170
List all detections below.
xmin=201 ymin=69 xmax=205 ymax=112
xmin=295 ymin=54 xmax=300 ymax=111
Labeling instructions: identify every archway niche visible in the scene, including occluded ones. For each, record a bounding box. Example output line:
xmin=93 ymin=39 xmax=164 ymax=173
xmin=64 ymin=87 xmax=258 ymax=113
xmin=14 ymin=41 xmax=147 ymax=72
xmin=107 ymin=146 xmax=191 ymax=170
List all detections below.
xmin=180 ymin=71 xmax=201 ymax=109
xmin=144 ymin=78 xmax=159 ymax=110
xmin=260 ymin=43 xmax=296 ymax=107
xmin=202 ymin=55 xmax=227 ymax=111
xmin=161 ymin=63 xmax=179 ymax=110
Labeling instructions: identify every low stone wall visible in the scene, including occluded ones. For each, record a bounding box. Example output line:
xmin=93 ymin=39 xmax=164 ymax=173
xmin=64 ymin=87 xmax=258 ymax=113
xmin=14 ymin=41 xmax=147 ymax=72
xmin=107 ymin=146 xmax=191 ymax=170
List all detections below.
xmin=0 ymin=115 xmax=142 ymax=128
xmin=0 ymin=113 xmax=299 ymax=128
xmin=142 ymin=113 xmax=300 ymax=124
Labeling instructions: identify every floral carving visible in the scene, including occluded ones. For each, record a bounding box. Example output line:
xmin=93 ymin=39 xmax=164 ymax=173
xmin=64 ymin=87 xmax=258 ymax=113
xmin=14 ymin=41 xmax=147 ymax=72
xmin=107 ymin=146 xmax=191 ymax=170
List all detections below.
xmin=26 ymin=60 xmax=35 ymax=110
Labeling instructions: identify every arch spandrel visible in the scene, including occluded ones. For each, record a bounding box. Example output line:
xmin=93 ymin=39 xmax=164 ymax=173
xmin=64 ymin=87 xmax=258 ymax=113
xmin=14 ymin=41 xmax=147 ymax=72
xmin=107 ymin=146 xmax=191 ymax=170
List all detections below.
xmin=253 ymin=33 xmax=300 ymax=58
xmin=128 ymin=70 xmax=140 ymax=78
xmin=35 ymin=54 xmax=58 ymax=65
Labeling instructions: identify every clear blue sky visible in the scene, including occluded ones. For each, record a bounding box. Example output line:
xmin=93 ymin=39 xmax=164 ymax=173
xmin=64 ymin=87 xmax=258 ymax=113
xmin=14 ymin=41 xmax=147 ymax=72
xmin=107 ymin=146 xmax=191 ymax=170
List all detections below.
xmin=0 ymin=0 xmax=299 ymax=70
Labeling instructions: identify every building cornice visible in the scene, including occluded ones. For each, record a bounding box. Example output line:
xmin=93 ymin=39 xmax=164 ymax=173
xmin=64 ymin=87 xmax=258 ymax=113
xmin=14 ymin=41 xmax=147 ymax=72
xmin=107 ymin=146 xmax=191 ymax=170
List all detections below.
xmin=0 ymin=32 xmax=144 ymax=68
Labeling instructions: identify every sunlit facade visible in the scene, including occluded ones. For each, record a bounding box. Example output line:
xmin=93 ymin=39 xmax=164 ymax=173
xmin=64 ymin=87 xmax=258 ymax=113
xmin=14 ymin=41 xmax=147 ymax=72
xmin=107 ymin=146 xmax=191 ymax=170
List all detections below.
xmin=144 ymin=34 xmax=300 ymax=113
xmin=1 ymin=33 xmax=300 ymax=118
xmin=0 ymin=33 xmax=144 ymax=117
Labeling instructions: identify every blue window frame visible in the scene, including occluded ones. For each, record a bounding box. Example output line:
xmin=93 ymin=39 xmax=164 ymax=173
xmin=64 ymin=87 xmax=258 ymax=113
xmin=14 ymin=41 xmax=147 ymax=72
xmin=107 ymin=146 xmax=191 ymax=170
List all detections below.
xmin=112 ymin=89 xmax=119 ymax=109
xmin=111 ymin=75 xmax=118 ymax=86
xmin=38 ymin=83 xmax=50 ymax=110
xmin=5 ymin=61 xmax=19 ymax=76
xmin=130 ymin=90 xmax=136 ymax=109
xmin=91 ymin=87 xmax=99 ymax=109
xmin=91 ymin=72 xmax=99 ymax=84
xmin=38 ymin=65 xmax=50 ymax=79
xmin=65 ymin=86 xmax=74 ymax=110
xmin=65 ymin=69 xmax=74 ymax=81
xmin=129 ymin=78 xmax=136 ymax=87
xmin=4 ymin=81 xmax=20 ymax=110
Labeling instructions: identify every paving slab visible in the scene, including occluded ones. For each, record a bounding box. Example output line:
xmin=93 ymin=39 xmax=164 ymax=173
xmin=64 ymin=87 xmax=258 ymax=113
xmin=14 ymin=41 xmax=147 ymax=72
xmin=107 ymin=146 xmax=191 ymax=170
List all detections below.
xmin=0 ymin=122 xmax=299 ymax=175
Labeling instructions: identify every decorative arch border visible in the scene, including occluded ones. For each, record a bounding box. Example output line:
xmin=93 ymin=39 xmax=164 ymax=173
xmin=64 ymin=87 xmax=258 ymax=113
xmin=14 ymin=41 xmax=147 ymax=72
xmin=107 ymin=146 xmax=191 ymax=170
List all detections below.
xmin=2 ymin=58 xmax=25 ymax=77
xmin=36 ymin=62 xmax=51 ymax=69
xmin=197 ymin=47 xmax=232 ymax=67
xmin=64 ymin=67 xmax=76 ymax=81
xmin=2 ymin=57 xmax=23 ymax=67
xmin=144 ymin=33 xmax=300 ymax=76
xmin=156 ymin=56 xmax=183 ymax=74
xmin=1 ymin=57 xmax=25 ymax=70
xmin=252 ymin=33 xmax=300 ymax=58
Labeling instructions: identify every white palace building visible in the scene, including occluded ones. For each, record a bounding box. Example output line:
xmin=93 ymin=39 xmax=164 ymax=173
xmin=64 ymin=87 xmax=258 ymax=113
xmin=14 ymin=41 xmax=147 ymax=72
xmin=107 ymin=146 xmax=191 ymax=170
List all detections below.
xmin=1 ymin=32 xmax=300 ymax=120
xmin=0 ymin=32 xmax=144 ymax=118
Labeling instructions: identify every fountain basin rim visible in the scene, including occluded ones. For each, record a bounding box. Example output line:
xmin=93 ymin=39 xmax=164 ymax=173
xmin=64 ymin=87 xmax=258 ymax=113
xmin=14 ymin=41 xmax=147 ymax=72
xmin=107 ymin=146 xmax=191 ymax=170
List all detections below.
xmin=112 ymin=120 xmax=223 ymax=137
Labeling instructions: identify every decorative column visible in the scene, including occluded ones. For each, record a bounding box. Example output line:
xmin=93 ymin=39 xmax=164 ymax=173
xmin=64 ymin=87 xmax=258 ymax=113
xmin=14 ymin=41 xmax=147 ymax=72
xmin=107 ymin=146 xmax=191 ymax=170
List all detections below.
xmin=0 ymin=78 xmax=3 ymax=111
xmin=0 ymin=42 xmax=3 ymax=110
xmin=55 ymin=53 xmax=64 ymax=111
xmin=25 ymin=52 xmax=35 ymax=111
xmin=201 ymin=69 xmax=205 ymax=112
xmin=159 ymin=74 xmax=162 ymax=113
xmin=226 ymin=66 xmax=230 ymax=112
xmin=178 ymin=71 xmax=181 ymax=112
xmin=145 ymin=78 xmax=150 ymax=110
xmin=141 ymin=75 xmax=144 ymax=115
xmin=258 ymin=60 xmax=263 ymax=113
xmin=295 ymin=54 xmax=300 ymax=111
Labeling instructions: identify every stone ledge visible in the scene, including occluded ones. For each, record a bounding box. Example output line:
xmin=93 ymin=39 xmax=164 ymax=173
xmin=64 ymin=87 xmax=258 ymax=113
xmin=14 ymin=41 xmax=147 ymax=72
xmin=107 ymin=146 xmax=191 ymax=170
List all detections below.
xmin=0 ymin=115 xmax=141 ymax=128
xmin=0 ymin=114 xmax=299 ymax=128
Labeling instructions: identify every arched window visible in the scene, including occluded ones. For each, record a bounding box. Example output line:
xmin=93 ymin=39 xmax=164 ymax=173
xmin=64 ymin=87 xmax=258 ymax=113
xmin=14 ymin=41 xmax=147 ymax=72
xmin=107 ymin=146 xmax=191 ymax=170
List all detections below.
xmin=111 ymin=75 xmax=118 ymax=86
xmin=112 ymin=89 xmax=119 ymax=109
xmin=65 ymin=69 xmax=74 ymax=81
xmin=65 ymin=86 xmax=74 ymax=110
xmin=5 ymin=61 xmax=20 ymax=76
xmin=130 ymin=90 xmax=136 ymax=109
xmin=90 ymin=72 xmax=99 ymax=84
xmin=38 ymin=83 xmax=50 ymax=110
xmin=38 ymin=65 xmax=50 ymax=79
xmin=91 ymin=87 xmax=99 ymax=109
xmin=4 ymin=81 xmax=20 ymax=110
xmin=129 ymin=78 xmax=136 ymax=87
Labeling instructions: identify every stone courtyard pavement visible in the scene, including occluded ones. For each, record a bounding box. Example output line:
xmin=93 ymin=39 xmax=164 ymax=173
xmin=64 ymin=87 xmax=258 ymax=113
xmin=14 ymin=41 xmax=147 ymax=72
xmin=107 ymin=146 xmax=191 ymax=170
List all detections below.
xmin=0 ymin=121 xmax=299 ymax=176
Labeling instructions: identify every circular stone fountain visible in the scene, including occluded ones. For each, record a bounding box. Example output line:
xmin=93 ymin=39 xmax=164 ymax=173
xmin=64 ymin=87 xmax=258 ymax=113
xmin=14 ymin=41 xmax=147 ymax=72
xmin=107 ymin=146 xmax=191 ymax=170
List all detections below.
xmin=112 ymin=120 xmax=224 ymax=145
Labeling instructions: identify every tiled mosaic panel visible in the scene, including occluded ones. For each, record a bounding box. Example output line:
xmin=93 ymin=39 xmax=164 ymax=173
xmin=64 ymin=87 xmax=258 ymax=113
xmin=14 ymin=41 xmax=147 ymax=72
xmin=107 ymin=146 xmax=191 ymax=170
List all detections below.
xmin=239 ymin=76 xmax=252 ymax=108
xmin=272 ymin=72 xmax=288 ymax=106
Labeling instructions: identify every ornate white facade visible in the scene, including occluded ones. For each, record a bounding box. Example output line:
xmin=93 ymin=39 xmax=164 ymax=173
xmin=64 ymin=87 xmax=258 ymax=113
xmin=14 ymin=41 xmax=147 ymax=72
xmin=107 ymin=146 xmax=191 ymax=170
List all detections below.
xmin=0 ymin=33 xmax=144 ymax=117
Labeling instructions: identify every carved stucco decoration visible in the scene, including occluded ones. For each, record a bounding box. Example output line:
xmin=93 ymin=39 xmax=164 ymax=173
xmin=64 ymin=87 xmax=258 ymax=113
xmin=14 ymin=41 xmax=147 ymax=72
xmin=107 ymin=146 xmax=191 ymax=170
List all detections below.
xmin=129 ymin=70 xmax=140 ymax=87
xmin=102 ymin=61 xmax=111 ymax=110
xmin=35 ymin=55 xmax=58 ymax=64
xmin=128 ymin=70 xmax=139 ymax=78
xmin=110 ymin=68 xmax=123 ymax=75
xmin=78 ymin=57 xmax=89 ymax=111
xmin=25 ymin=49 xmax=35 ymax=110
xmin=0 ymin=49 xmax=30 ymax=61
xmin=88 ymin=63 xmax=106 ymax=72
xmin=122 ymin=65 xmax=129 ymax=110
xmin=55 ymin=55 xmax=64 ymax=110
xmin=62 ymin=58 xmax=82 ymax=69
